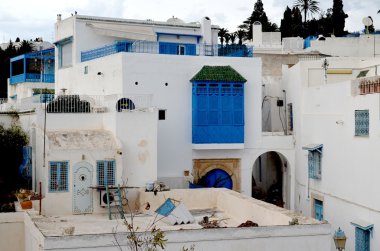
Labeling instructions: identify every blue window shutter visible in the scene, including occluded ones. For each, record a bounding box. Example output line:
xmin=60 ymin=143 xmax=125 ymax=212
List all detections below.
xmin=221 ymin=85 xmax=233 ymax=125
xmin=233 ymin=84 xmax=244 ymax=125
xmin=355 ymin=227 xmax=370 ymax=251
xmin=308 ymin=150 xmax=321 ymax=179
xmin=186 ymin=44 xmax=196 ymax=55
xmin=208 ymin=84 xmax=219 ymax=125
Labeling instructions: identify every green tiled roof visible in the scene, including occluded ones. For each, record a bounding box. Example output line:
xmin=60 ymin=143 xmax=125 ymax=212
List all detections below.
xmin=191 ymin=65 xmax=247 ymax=82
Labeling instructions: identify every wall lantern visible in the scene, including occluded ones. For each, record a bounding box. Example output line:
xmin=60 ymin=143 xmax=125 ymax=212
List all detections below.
xmin=333 ymin=227 xmax=347 ymax=251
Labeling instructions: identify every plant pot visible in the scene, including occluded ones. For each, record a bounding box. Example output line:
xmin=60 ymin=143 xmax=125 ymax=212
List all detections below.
xmin=20 ymin=200 xmax=33 ymax=209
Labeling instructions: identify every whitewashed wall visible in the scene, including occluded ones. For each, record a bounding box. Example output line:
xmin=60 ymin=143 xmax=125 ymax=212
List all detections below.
xmin=283 ymin=58 xmax=380 ymax=250
xmin=0 ymin=213 xmax=25 ymax=251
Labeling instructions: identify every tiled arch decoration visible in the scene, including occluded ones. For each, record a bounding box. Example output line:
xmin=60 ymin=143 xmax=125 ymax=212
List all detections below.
xmin=192 ymin=159 xmax=241 ymax=192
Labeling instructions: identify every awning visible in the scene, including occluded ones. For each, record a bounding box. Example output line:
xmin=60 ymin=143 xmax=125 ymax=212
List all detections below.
xmin=53 ymin=36 xmax=73 ymax=46
xmin=351 ymin=219 xmax=374 ymax=236
xmin=86 ymin=22 xmax=156 ymax=41
xmin=155 ymin=199 xmax=195 ymax=225
xmin=302 ymin=144 xmax=323 ymax=153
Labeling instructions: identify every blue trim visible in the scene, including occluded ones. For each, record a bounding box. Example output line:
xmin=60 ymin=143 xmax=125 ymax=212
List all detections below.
xmin=302 ymin=144 xmax=323 ymax=154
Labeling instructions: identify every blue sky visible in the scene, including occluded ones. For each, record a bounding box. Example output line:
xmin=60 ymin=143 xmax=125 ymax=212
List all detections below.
xmin=0 ymin=0 xmax=379 ymax=42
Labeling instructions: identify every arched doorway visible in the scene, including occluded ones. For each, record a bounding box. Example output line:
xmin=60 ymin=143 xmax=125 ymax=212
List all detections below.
xmin=252 ymin=151 xmax=289 ymax=208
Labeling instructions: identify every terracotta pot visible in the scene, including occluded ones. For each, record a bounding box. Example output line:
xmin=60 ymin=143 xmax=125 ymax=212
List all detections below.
xmin=20 ymin=200 xmax=33 ymax=209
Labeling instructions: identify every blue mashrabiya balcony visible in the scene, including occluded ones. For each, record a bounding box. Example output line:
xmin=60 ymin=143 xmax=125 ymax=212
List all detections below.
xmin=191 ymin=66 xmax=246 ymax=144
xmin=81 ymin=40 xmax=253 ymax=62
xmin=10 ymin=48 xmax=55 ymax=85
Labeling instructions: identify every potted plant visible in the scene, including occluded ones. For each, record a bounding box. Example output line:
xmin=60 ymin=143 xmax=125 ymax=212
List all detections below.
xmin=15 ymin=189 xmax=33 ymax=209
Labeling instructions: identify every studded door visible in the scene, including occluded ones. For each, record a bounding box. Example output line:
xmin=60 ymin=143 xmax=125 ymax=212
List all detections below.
xmin=73 ymin=162 xmax=93 ymax=214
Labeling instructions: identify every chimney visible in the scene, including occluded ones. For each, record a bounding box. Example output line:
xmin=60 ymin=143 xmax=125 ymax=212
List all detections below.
xmin=57 ymin=14 xmax=62 ymax=22
xmin=201 ymin=17 xmax=212 ymax=44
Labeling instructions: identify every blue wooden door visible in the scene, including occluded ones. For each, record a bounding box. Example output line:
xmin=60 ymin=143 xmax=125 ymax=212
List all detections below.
xmin=314 ymin=199 xmax=323 ymax=221
xmin=73 ymin=162 xmax=93 ymax=214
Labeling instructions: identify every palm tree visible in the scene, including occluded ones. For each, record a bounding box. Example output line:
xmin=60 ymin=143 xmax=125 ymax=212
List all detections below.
xmin=230 ymin=33 xmax=237 ymax=44
xmin=236 ymin=29 xmax=246 ymax=45
xmin=224 ymin=33 xmax=231 ymax=45
xmin=218 ymin=28 xmax=229 ymax=45
xmin=293 ymin=0 xmax=320 ymax=23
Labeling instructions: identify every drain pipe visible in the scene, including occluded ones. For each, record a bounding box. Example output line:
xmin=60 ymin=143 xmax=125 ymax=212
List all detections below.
xmin=39 ymin=181 xmax=42 ymax=215
xmin=283 ymin=90 xmax=287 ymax=135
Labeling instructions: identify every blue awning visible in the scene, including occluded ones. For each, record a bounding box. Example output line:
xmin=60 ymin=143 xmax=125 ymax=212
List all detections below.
xmin=351 ymin=219 xmax=374 ymax=236
xmin=302 ymin=144 xmax=323 ymax=153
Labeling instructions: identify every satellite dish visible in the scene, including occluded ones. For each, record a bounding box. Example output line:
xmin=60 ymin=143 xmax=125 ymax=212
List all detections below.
xmin=362 ymin=17 xmax=373 ymax=26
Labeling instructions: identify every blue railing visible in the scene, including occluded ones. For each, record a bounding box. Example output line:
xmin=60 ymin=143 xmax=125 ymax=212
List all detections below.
xmin=81 ymin=40 xmax=253 ymax=62
xmin=10 ymin=73 xmax=55 ymax=85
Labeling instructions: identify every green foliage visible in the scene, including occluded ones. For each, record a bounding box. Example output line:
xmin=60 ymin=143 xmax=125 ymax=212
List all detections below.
xmin=0 ymin=124 xmax=29 ymax=205
xmin=218 ymin=28 xmax=229 ymax=45
xmin=293 ymin=0 xmax=320 ymax=23
xmin=332 ymin=0 xmax=348 ymax=37
xmin=32 ymin=88 xmax=55 ymax=94
xmin=0 ymin=38 xmax=35 ymax=97
xmin=239 ymin=0 xmax=278 ymax=40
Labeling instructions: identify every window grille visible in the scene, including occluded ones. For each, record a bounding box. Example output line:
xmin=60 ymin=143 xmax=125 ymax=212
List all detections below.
xmin=355 ymin=227 xmax=370 ymax=251
xmin=308 ymin=150 xmax=321 ymax=179
xmin=355 ymin=110 xmax=369 ymax=136
xmin=97 ymin=160 xmax=116 ymax=186
xmin=49 ymin=161 xmax=69 ymax=192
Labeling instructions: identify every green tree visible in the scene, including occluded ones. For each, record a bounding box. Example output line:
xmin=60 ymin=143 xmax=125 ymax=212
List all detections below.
xmin=230 ymin=33 xmax=237 ymax=44
xmin=281 ymin=6 xmax=293 ymax=38
xmin=224 ymin=33 xmax=231 ymax=45
xmin=0 ymin=124 xmax=29 ymax=205
xmin=292 ymin=7 xmax=304 ymax=37
xmin=332 ymin=0 xmax=348 ymax=36
xmin=236 ymin=29 xmax=246 ymax=45
xmin=17 ymin=40 xmax=34 ymax=55
xmin=239 ymin=0 xmax=278 ymax=40
xmin=293 ymin=0 xmax=320 ymax=23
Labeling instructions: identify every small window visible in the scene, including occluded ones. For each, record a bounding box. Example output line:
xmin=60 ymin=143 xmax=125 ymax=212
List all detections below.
xmin=97 ymin=160 xmax=116 ymax=186
xmin=159 ymin=109 xmax=166 ymax=120
xmin=84 ymin=66 xmax=88 ymax=74
xmin=314 ymin=199 xmax=323 ymax=221
xmin=355 ymin=110 xmax=369 ymax=136
xmin=355 ymin=227 xmax=370 ymax=251
xmin=308 ymin=150 xmax=322 ymax=179
xmin=49 ymin=161 xmax=69 ymax=192
xmin=287 ymin=103 xmax=293 ymax=133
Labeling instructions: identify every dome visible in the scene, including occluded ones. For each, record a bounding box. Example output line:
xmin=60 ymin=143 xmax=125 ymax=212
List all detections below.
xmin=167 ymin=16 xmax=185 ymax=24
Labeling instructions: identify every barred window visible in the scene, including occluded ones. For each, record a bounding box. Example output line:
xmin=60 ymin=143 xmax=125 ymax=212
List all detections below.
xmin=97 ymin=160 xmax=116 ymax=186
xmin=308 ymin=150 xmax=321 ymax=179
xmin=355 ymin=110 xmax=369 ymax=136
xmin=49 ymin=161 xmax=69 ymax=192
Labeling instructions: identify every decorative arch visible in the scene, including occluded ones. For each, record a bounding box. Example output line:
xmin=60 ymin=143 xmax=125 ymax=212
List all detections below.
xmin=192 ymin=159 xmax=240 ymax=191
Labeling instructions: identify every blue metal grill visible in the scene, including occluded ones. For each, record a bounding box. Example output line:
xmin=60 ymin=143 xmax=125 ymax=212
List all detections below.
xmin=97 ymin=160 xmax=116 ymax=186
xmin=308 ymin=150 xmax=321 ymax=179
xmin=49 ymin=161 xmax=69 ymax=192
xmin=314 ymin=199 xmax=323 ymax=221
xmin=355 ymin=110 xmax=369 ymax=136
xmin=355 ymin=227 xmax=370 ymax=251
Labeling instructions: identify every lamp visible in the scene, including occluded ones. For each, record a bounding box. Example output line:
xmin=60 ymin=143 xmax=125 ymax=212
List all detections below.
xmin=333 ymin=228 xmax=347 ymax=251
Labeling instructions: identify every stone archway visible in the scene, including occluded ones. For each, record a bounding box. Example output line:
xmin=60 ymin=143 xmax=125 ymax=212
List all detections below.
xmin=251 ymin=151 xmax=289 ymax=208
xmin=192 ymin=159 xmax=241 ymax=192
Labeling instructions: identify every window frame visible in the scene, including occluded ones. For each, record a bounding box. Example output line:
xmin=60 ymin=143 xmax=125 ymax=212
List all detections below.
xmin=96 ymin=160 xmax=116 ymax=186
xmin=355 ymin=110 xmax=369 ymax=137
xmin=49 ymin=161 xmax=69 ymax=192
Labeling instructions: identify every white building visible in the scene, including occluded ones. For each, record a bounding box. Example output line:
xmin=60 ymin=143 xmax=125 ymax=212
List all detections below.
xmin=0 ymin=13 xmax=335 ymax=251
xmin=283 ymin=56 xmax=380 ymax=250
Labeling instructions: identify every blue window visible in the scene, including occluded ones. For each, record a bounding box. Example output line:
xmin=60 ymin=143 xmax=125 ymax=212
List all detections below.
xmin=49 ymin=161 xmax=69 ymax=192
xmin=96 ymin=160 xmax=116 ymax=186
xmin=355 ymin=228 xmax=370 ymax=251
xmin=303 ymin=144 xmax=323 ymax=179
xmin=355 ymin=110 xmax=369 ymax=136
xmin=308 ymin=150 xmax=321 ymax=179
xmin=314 ymin=199 xmax=323 ymax=221
xmin=192 ymin=82 xmax=244 ymax=144
xmin=159 ymin=42 xmax=196 ymax=56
